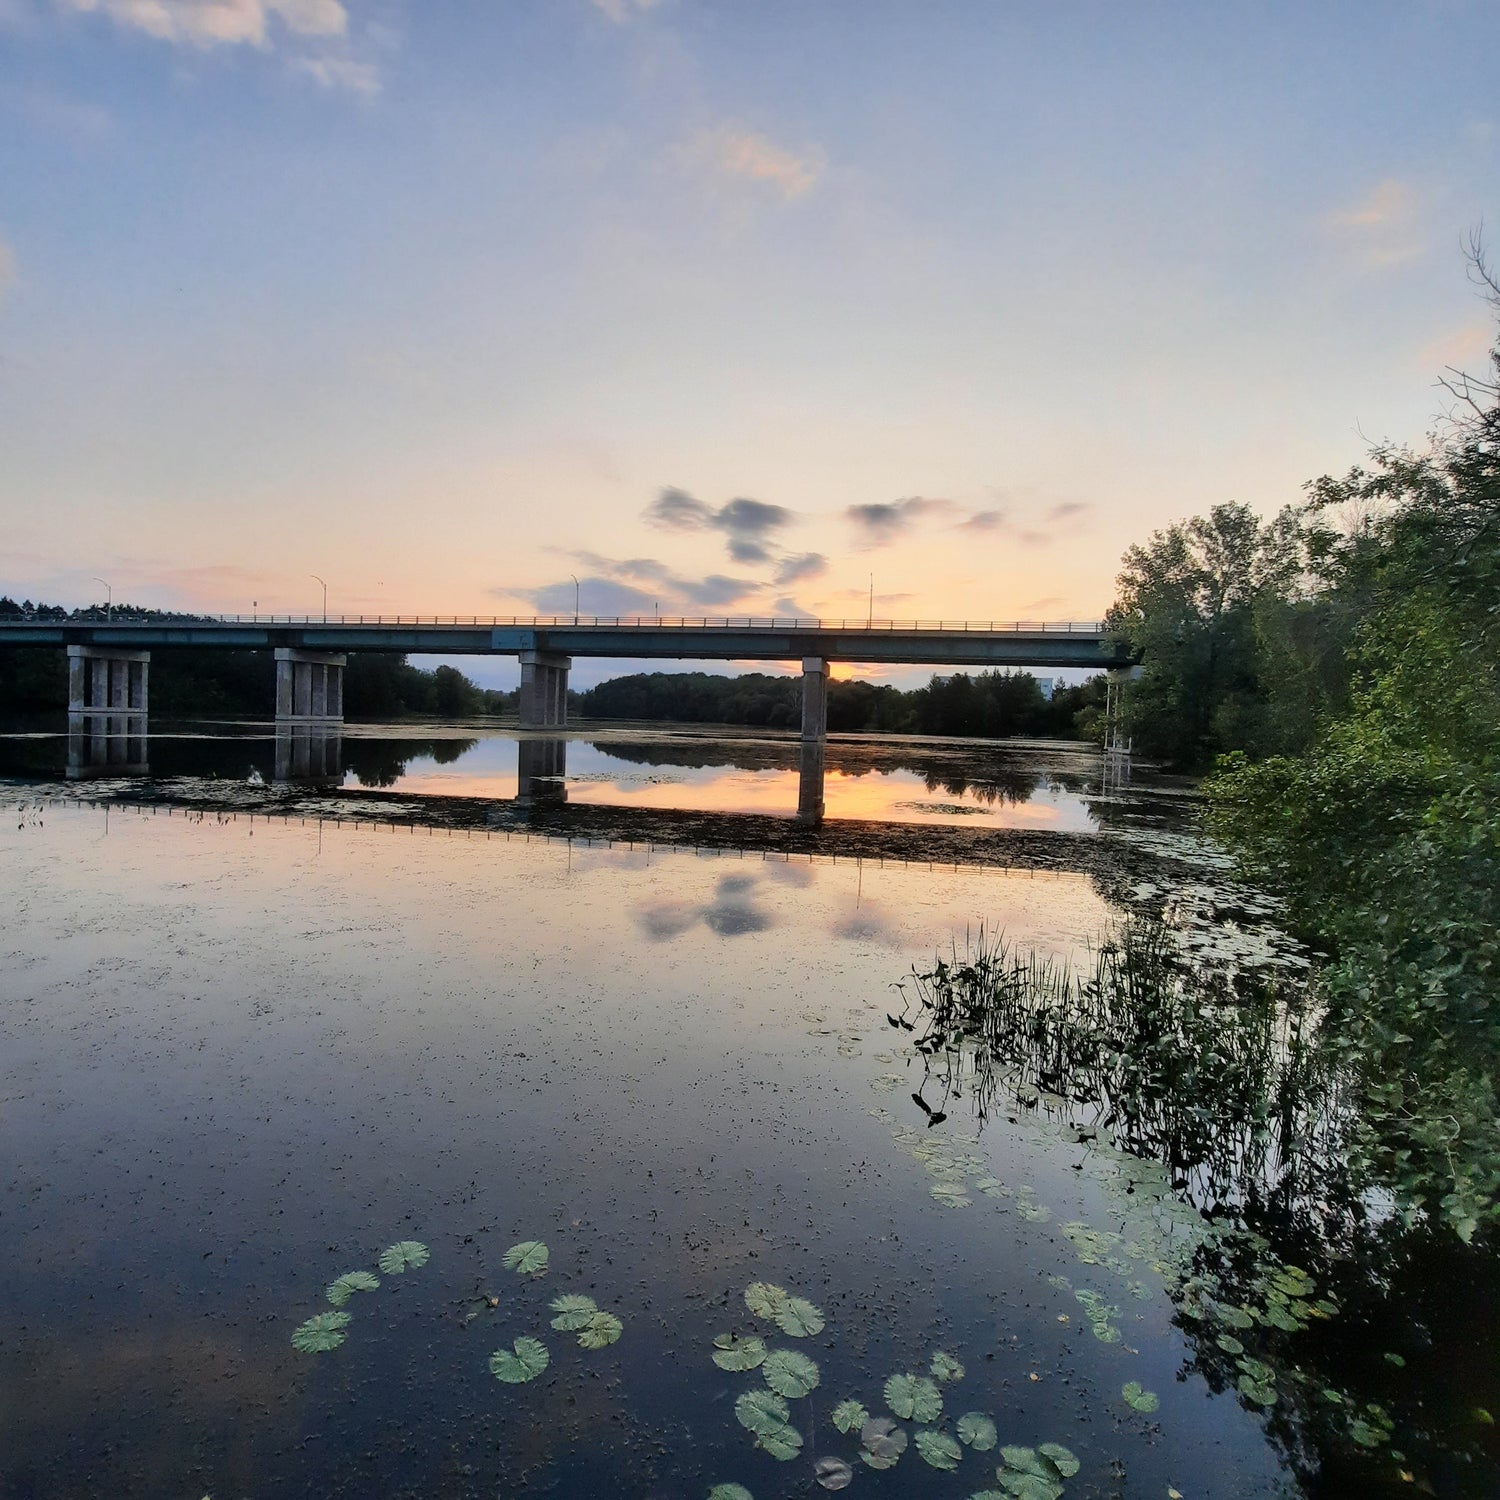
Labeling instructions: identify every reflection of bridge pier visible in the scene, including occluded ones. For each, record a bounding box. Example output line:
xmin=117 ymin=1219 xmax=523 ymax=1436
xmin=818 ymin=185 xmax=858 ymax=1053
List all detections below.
xmin=795 ymin=735 xmax=826 ymax=826
xmin=66 ymin=712 xmax=149 ymax=779
xmin=274 ymin=723 xmax=343 ymax=786
xmin=516 ymin=736 xmax=568 ymax=806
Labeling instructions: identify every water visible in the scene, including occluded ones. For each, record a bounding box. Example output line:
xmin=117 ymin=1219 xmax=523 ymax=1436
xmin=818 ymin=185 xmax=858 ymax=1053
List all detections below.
xmin=1 ymin=719 xmax=1496 ymax=1498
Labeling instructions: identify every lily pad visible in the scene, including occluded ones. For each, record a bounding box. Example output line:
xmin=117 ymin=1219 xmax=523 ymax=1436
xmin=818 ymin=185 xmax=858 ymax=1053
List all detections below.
xmin=377 ymin=1240 xmax=429 ymax=1274
xmin=1038 ymin=1443 xmax=1080 ymax=1477
xmin=775 ymin=1296 xmax=825 ymax=1338
xmin=707 ymin=1487 xmax=753 ymax=1500
xmin=860 ymin=1415 xmax=908 ymax=1469
xmin=502 ymin=1241 xmax=549 ymax=1276
xmin=997 ymin=1475 xmax=1063 ymax=1500
xmin=931 ymin=1182 xmax=973 ymax=1207
xmin=744 ymin=1282 xmax=790 ymax=1320
xmin=489 ymin=1336 xmax=549 ymax=1383
xmin=958 ymin=1412 xmax=998 ymax=1450
xmin=578 ymin=1311 xmax=623 ymax=1349
xmin=755 ymin=1423 xmax=803 ymax=1460
xmin=1121 ymin=1380 xmax=1160 ymax=1414
xmin=292 ymin=1310 xmax=351 ymax=1353
xmin=832 ymin=1399 xmax=869 ymax=1433
xmin=549 ymin=1294 xmax=598 ymax=1331
xmin=735 ymin=1388 xmax=789 ymax=1435
xmin=886 ymin=1372 xmax=943 ymax=1423
xmin=326 ymin=1270 xmax=379 ymax=1307
xmin=915 ymin=1429 xmax=963 ymax=1470
xmin=814 ymin=1456 xmax=854 ymax=1490
xmin=712 ymin=1333 xmax=767 ymax=1372
xmin=931 ymin=1350 xmax=965 ymax=1383
xmin=763 ymin=1348 xmax=819 ymax=1399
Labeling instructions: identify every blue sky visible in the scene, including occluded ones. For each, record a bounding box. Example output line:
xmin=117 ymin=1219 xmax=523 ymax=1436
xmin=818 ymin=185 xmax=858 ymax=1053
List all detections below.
xmin=2 ymin=1 xmax=1497 ymax=687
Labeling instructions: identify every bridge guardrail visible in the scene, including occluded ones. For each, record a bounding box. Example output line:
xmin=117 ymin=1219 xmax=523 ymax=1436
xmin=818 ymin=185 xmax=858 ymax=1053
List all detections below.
xmin=3 ymin=614 xmax=1109 ymax=633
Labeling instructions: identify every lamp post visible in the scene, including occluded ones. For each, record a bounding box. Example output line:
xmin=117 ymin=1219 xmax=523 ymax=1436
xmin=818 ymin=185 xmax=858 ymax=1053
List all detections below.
xmin=570 ymin=573 xmax=580 ymax=625
xmin=92 ymin=577 xmax=112 ymax=622
xmin=310 ymin=574 xmax=327 ymax=623
xmin=867 ymin=573 xmax=874 ymax=628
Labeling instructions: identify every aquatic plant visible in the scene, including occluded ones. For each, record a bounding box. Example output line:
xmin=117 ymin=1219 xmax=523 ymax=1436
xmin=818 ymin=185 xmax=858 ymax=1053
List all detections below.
xmin=744 ymin=1281 xmax=789 ymax=1319
xmin=774 ymin=1296 xmax=825 ymax=1337
xmin=831 ymin=1399 xmax=868 ymax=1434
xmin=914 ymin=1428 xmax=962 ymax=1469
xmin=761 ymin=1348 xmax=818 ymax=1398
xmin=292 ymin=1310 xmax=351 ymax=1353
xmin=577 ymin=1311 xmax=623 ymax=1349
xmin=931 ymin=1349 xmax=965 ymax=1382
xmin=502 ymin=1240 xmax=549 ymax=1275
xmin=735 ymin=1388 xmax=788 ymax=1435
xmin=712 ymin=1334 xmax=767 ymax=1371
xmin=489 ymin=1336 xmax=549 ymax=1383
xmin=813 ymin=1456 xmax=853 ymax=1490
xmin=549 ymin=1294 xmax=598 ymax=1331
xmin=1121 ymin=1380 xmax=1159 ymax=1414
xmin=707 ymin=1485 xmax=752 ymax=1500
xmin=378 ymin=1240 xmax=429 ymax=1274
xmin=885 ymin=1372 xmax=943 ymax=1422
xmin=958 ymin=1411 xmax=998 ymax=1449
xmin=858 ymin=1415 xmax=907 ymax=1469
xmin=995 ymin=1443 xmax=1071 ymax=1499
xmin=325 ymin=1270 xmax=379 ymax=1306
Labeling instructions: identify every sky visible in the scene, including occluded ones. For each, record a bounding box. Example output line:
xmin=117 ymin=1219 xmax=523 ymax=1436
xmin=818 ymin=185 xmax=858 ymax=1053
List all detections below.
xmin=2 ymin=0 xmax=1498 ymax=690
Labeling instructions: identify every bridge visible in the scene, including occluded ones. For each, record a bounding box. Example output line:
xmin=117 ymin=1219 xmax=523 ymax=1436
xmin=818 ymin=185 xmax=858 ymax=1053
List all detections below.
xmin=0 ymin=612 xmax=1130 ymax=739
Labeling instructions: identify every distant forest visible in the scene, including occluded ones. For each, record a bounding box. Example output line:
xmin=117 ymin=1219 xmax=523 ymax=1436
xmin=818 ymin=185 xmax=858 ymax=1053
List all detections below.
xmin=0 ymin=597 xmax=1104 ymax=738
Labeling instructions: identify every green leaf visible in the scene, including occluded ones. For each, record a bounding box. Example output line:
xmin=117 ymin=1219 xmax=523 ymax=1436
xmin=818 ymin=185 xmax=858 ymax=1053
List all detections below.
xmin=578 ymin=1311 xmax=623 ymax=1349
xmin=762 ymin=1348 xmax=819 ymax=1399
xmin=1121 ymin=1380 xmax=1160 ymax=1414
xmin=931 ymin=1350 xmax=965 ymax=1383
xmin=999 ymin=1446 xmax=1052 ymax=1477
xmin=707 ymin=1487 xmax=753 ymax=1500
xmin=712 ymin=1333 xmax=767 ymax=1372
xmin=832 ymin=1399 xmax=869 ymax=1434
xmin=326 ymin=1270 xmax=379 ymax=1307
xmin=502 ymin=1240 xmax=549 ymax=1276
xmin=885 ymin=1373 xmax=943 ymax=1422
xmin=915 ymin=1429 xmax=963 ymax=1470
xmin=774 ymin=1296 xmax=825 ymax=1338
xmin=931 ymin=1181 xmax=973 ymax=1207
xmin=489 ymin=1336 xmax=549 ymax=1383
xmin=957 ymin=1412 xmax=998 ymax=1450
xmin=548 ymin=1294 xmax=598 ymax=1331
xmin=292 ymin=1310 xmax=351 ymax=1353
xmin=755 ymin=1422 xmax=803 ymax=1461
xmin=1037 ymin=1443 xmax=1080 ymax=1478
xmin=735 ymin=1388 xmax=789 ymax=1436
xmin=377 ymin=1240 xmax=429 ymax=1274
xmin=997 ymin=1475 xmax=1063 ymax=1500
xmin=744 ymin=1282 xmax=789 ymax=1320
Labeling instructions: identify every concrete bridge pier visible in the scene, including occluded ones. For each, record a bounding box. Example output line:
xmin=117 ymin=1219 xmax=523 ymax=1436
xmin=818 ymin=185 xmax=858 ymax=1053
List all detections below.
xmin=68 ymin=644 xmax=149 ymax=715
xmin=800 ymin=657 xmax=829 ymax=741
xmin=275 ymin=648 xmax=346 ymax=722
xmin=516 ymin=736 xmax=568 ymax=806
xmin=795 ymin=735 xmax=826 ymax=826
xmin=519 ymin=651 xmax=571 ymax=729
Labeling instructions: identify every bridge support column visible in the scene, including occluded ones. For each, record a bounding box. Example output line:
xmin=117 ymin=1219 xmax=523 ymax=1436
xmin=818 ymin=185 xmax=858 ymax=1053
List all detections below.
xmin=800 ymin=657 xmax=829 ymax=742
xmin=519 ymin=651 xmax=571 ymax=729
xmin=275 ymin=649 xmax=345 ymax=723
xmin=67 ymin=644 xmax=149 ymax=715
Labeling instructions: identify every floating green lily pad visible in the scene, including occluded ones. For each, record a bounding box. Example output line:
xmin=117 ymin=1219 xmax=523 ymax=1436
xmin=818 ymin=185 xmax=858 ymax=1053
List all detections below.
xmin=489 ymin=1336 xmax=549 ymax=1383
xmin=832 ymin=1399 xmax=869 ymax=1434
xmin=886 ymin=1373 xmax=943 ymax=1423
xmin=931 ymin=1350 xmax=965 ymax=1383
xmin=1038 ymin=1443 xmax=1080 ymax=1477
xmin=755 ymin=1422 xmax=803 ymax=1461
xmin=915 ymin=1429 xmax=962 ymax=1470
xmin=549 ymin=1294 xmax=597 ymax=1331
xmin=1122 ymin=1380 xmax=1160 ymax=1414
xmin=735 ymin=1388 xmax=789 ymax=1435
xmin=292 ymin=1310 xmax=351 ymax=1353
xmin=775 ymin=1296 xmax=825 ymax=1338
xmin=578 ymin=1311 xmax=623 ymax=1349
xmin=502 ymin=1241 xmax=549 ymax=1276
xmin=713 ymin=1333 xmax=768 ymax=1372
xmin=377 ymin=1241 xmax=429 ymax=1274
xmin=931 ymin=1182 xmax=973 ymax=1207
xmin=996 ymin=1474 xmax=1063 ymax=1500
xmin=707 ymin=1486 xmax=752 ymax=1500
xmin=326 ymin=1270 xmax=379 ymax=1307
xmin=762 ymin=1348 xmax=819 ymax=1399
xmin=744 ymin=1282 xmax=789 ymax=1320
xmin=957 ymin=1412 xmax=998 ymax=1450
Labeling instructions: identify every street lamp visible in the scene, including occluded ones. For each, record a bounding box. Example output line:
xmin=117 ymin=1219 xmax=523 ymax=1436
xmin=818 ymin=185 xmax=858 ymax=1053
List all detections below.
xmin=570 ymin=573 xmax=580 ymax=625
xmin=310 ymin=573 xmax=327 ymax=623
xmin=92 ymin=577 xmax=112 ymax=622
xmin=867 ymin=573 xmax=874 ymax=628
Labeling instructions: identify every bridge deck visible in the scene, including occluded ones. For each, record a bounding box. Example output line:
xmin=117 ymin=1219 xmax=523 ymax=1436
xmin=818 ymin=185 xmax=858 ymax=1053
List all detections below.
xmin=0 ymin=615 xmax=1127 ymax=668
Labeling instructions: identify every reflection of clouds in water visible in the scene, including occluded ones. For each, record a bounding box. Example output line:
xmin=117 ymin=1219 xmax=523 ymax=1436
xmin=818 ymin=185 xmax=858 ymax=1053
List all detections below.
xmin=829 ymin=902 xmax=903 ymax=947
xmin=758 ymin=858 xmax=816 ymax=889
xmin=634 ymin=874 xmax=775 ymax=941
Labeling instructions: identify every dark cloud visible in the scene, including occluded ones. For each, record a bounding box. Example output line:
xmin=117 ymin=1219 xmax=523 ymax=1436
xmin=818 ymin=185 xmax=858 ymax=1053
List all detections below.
xmin=645 ymin=487 xmax=714 ymax=530
xmin=845 ymin=496 xmax=956 ymax=547
xmin=955 ymin=509 xmax=1006 ymax=533
xmin=682 ymin=574 xmax=759 ymax=606
xmin=1047 ymin=500 xmax=1092 ymax=521
xmin=773 ymin=551 xmax=827 ymax=586
xmin=642 ymin=488 xmax=794 ymax=564
xmin=727 ymin=536 xmax=773 ymax=565
xmin=528 ymin=577 xmax=659 ymax=615
xmin=713 ymin=497 xmax=791 ymax=538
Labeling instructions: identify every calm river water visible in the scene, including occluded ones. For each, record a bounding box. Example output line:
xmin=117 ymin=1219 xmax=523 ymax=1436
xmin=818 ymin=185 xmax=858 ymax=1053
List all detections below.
xmin=2 ymin=719 xmax=1496 ymax=1498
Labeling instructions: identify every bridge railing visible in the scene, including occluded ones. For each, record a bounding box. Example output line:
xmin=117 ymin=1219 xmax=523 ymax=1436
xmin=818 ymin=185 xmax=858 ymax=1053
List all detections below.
xmin=8 ymin=614 xmax=1109 ymax=633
